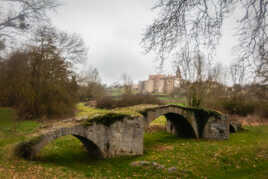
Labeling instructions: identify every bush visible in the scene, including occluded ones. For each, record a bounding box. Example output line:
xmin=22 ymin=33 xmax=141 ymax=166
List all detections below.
xmin=221 ymin=96 xmax=255 ymax=116
xmin=0 ymin=47 xmax=78 ymax=119
xmin=78 ymin=82 xmax=106 ymax=101
xmin=255 ymin=101 xmax=268 ymax=118
xmin=95 ymin=96 xmax=117 ymax=109
xmin=96 ymin=94 xmax=162 ymax=109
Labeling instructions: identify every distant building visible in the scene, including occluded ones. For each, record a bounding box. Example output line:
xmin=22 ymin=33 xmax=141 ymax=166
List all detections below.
xmin=138 ymin=68 xmax=182 ymax=94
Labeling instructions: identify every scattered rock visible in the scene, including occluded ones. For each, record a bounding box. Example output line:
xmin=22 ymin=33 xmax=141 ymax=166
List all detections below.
xmin=130 ymin=161 xmax=166 ymax=170
xmin=130 ymin=161 xmax=150 ymax=167
xmin=157 ymin=164 xmax=165 ymax=169
xmin=40 ymin=124 xmax=49 ymax=129
xmin=167 ymin=166 xmax=177 ymax=173
xmin=140 ymin=161 xmax=151 ymax=165
xmin=152 ymin=162 xmax=158 ymax=166
xmin=152 ymin=162 xmax=165 ymax=169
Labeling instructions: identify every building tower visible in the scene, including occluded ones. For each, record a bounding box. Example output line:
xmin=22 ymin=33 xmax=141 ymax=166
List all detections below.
xmin=176 ymin=66 xmax=182 ymax=80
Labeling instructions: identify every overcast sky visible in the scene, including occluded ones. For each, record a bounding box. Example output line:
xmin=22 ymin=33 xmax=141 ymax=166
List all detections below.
xmin=51 ymin=0 xmax=238 ymax=85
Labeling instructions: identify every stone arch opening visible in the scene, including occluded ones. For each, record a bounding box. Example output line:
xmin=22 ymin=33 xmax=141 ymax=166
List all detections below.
xmin=38 ymin=134 xmax=104 ymax=159
xmin=73 ymin=135 xmax=104 ymax=159
xmin=230 ymin=125 xmax=236 ymax=133
xmin=147 ymin=115 xmax=167 ymax=133
xmin=164 ymin=113 xmax=197 ymax=138
xmin=34 ymin=134 xmax=104 ymax=161
xmin=16 ymin=132 xmax=104 ymax=160
xmin=146 ymin=111 xmax=198 ymax=138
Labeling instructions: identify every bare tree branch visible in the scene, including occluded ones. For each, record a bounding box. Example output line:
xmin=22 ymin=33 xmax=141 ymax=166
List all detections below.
xmin=0 ymin=0 xmax=61 ymax=52
xmin=143 ymin=0 xmax=268 ymax=84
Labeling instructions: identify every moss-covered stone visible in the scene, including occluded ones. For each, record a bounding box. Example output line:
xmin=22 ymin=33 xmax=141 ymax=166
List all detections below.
xmin=136 ymin=104 xmax=222 ymax=119
xmin=77 ymin=103 xmax=224 ymax=127
xmin=84 ymin=111 xmax=142 ymax=127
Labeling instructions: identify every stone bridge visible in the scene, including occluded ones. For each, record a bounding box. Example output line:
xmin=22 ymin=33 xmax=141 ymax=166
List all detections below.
xmin=15 ymin=104 xmax=230 ymax=160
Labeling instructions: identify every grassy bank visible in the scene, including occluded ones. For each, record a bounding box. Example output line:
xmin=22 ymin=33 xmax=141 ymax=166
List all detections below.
xmin=0 ymin=107 xmax=268 ymax=178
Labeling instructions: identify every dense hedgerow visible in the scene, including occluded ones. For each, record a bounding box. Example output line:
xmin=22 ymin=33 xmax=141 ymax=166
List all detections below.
xmin=0 ymin=27 xmax=83 ymax=119
xmin=221 ymin=96 xmax=255 ymax=116
xmin=96 ymin=94 xmax=163 ymax=109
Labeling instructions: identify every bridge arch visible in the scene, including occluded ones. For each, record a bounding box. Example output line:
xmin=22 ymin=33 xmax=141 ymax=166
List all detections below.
xmin=15 ymin=125 xmax=104 ymax=159
xmin=164 ymin=113 xmax=197 ymax=138
xmin=142 ymin=106 xmax=199 ymax=138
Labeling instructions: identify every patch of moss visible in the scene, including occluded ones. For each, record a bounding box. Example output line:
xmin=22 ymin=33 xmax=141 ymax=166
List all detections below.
xmin=78 ymin=103 xmax=224 ymax=128
xmin=84 ymin=113 xmax=129 ymax=127
xmin=169 ymin=104 xmax=223 ymax=118
xmin=84 ymin=110 xmax=142 ymax=127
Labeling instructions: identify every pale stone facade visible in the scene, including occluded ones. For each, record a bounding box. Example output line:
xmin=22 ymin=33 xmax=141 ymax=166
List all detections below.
xmin=138 ymin=72 xmax=182 ymax=94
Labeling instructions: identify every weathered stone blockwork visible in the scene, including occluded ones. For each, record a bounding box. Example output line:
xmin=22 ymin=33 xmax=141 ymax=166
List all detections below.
xmin=202 ymin=116 xmax=229 ymax=140
xmin=16 ymin=105 xmax=230 ymax=160
xmin=142 ymin=105 xmax=229 ymax=140
xmin=16 ymin=117 xmax=144 ymax=159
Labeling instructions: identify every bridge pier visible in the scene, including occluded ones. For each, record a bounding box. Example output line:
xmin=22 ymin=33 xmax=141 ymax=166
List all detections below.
xmin=202 ymin=116 xmax=229 ymax=140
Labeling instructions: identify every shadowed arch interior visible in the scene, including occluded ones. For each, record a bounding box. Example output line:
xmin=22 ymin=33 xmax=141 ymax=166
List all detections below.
xmin=229 ymin=125 xmax=236 ymax=133
xmin=15 ymin=133 xmax=104 ymax=160
xmin=165 ymin=113 xmax=196 ymax=138
xmin=73 ymin=135 xmax=104 ymax=159
xmin=164 ymin=113 xmax=197 ymax=138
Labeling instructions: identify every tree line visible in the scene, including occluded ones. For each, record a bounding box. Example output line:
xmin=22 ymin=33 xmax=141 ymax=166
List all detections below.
xmin=0 ymin=0 xmax=105 ymax=119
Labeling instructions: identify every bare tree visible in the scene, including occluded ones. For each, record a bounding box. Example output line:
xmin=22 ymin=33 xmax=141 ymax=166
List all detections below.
xmin=79 ymin=66 xmax=101 ymax=84
xmin=174 ymin=51 xmax=209 ymax=82
xmin=174 ymin=51 xmax=225 ymax=107
xmin=30 ymin=25 xmax=87 ymax=65
xmin=174 ymin=52 xmax=205 ymax=106
xmin=121 ymin=73 xmax=133 ymax=95
xmin=230 ymin=62 xmax=246 ymax=85
xmin=143 ymin=0 xmax=268 ymax=83
xmin=0 ymin=0 xmax=60 ymax=51
xmin=208 ymin=62 xmax=224 ymax=82
xmin=57 ymin=32 xmax=88 ymax=64
xmin=78 ymin=66 xmax=105 ymax=101
xmin=256 ymin=43 xmax=268 ymax=85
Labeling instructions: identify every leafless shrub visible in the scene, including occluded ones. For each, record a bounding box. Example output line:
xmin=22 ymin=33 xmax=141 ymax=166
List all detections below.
xmin=96 ymin=94 xmax=162 ymax=109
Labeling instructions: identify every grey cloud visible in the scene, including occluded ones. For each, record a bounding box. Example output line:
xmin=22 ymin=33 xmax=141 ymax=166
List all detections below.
xmin=51 ymin=0 xmax=237 ymax=85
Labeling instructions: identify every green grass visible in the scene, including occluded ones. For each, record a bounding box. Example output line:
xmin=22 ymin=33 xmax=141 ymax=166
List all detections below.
xmin=158 ymin=96 xmax=186 ymax=104
xmin=0 ymin=108 xmax=40 ymax=152
xmin=150 ymin=115 xmax=167 ymax=126
xmin=0 ymin=107 xmax=268 ymax=178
